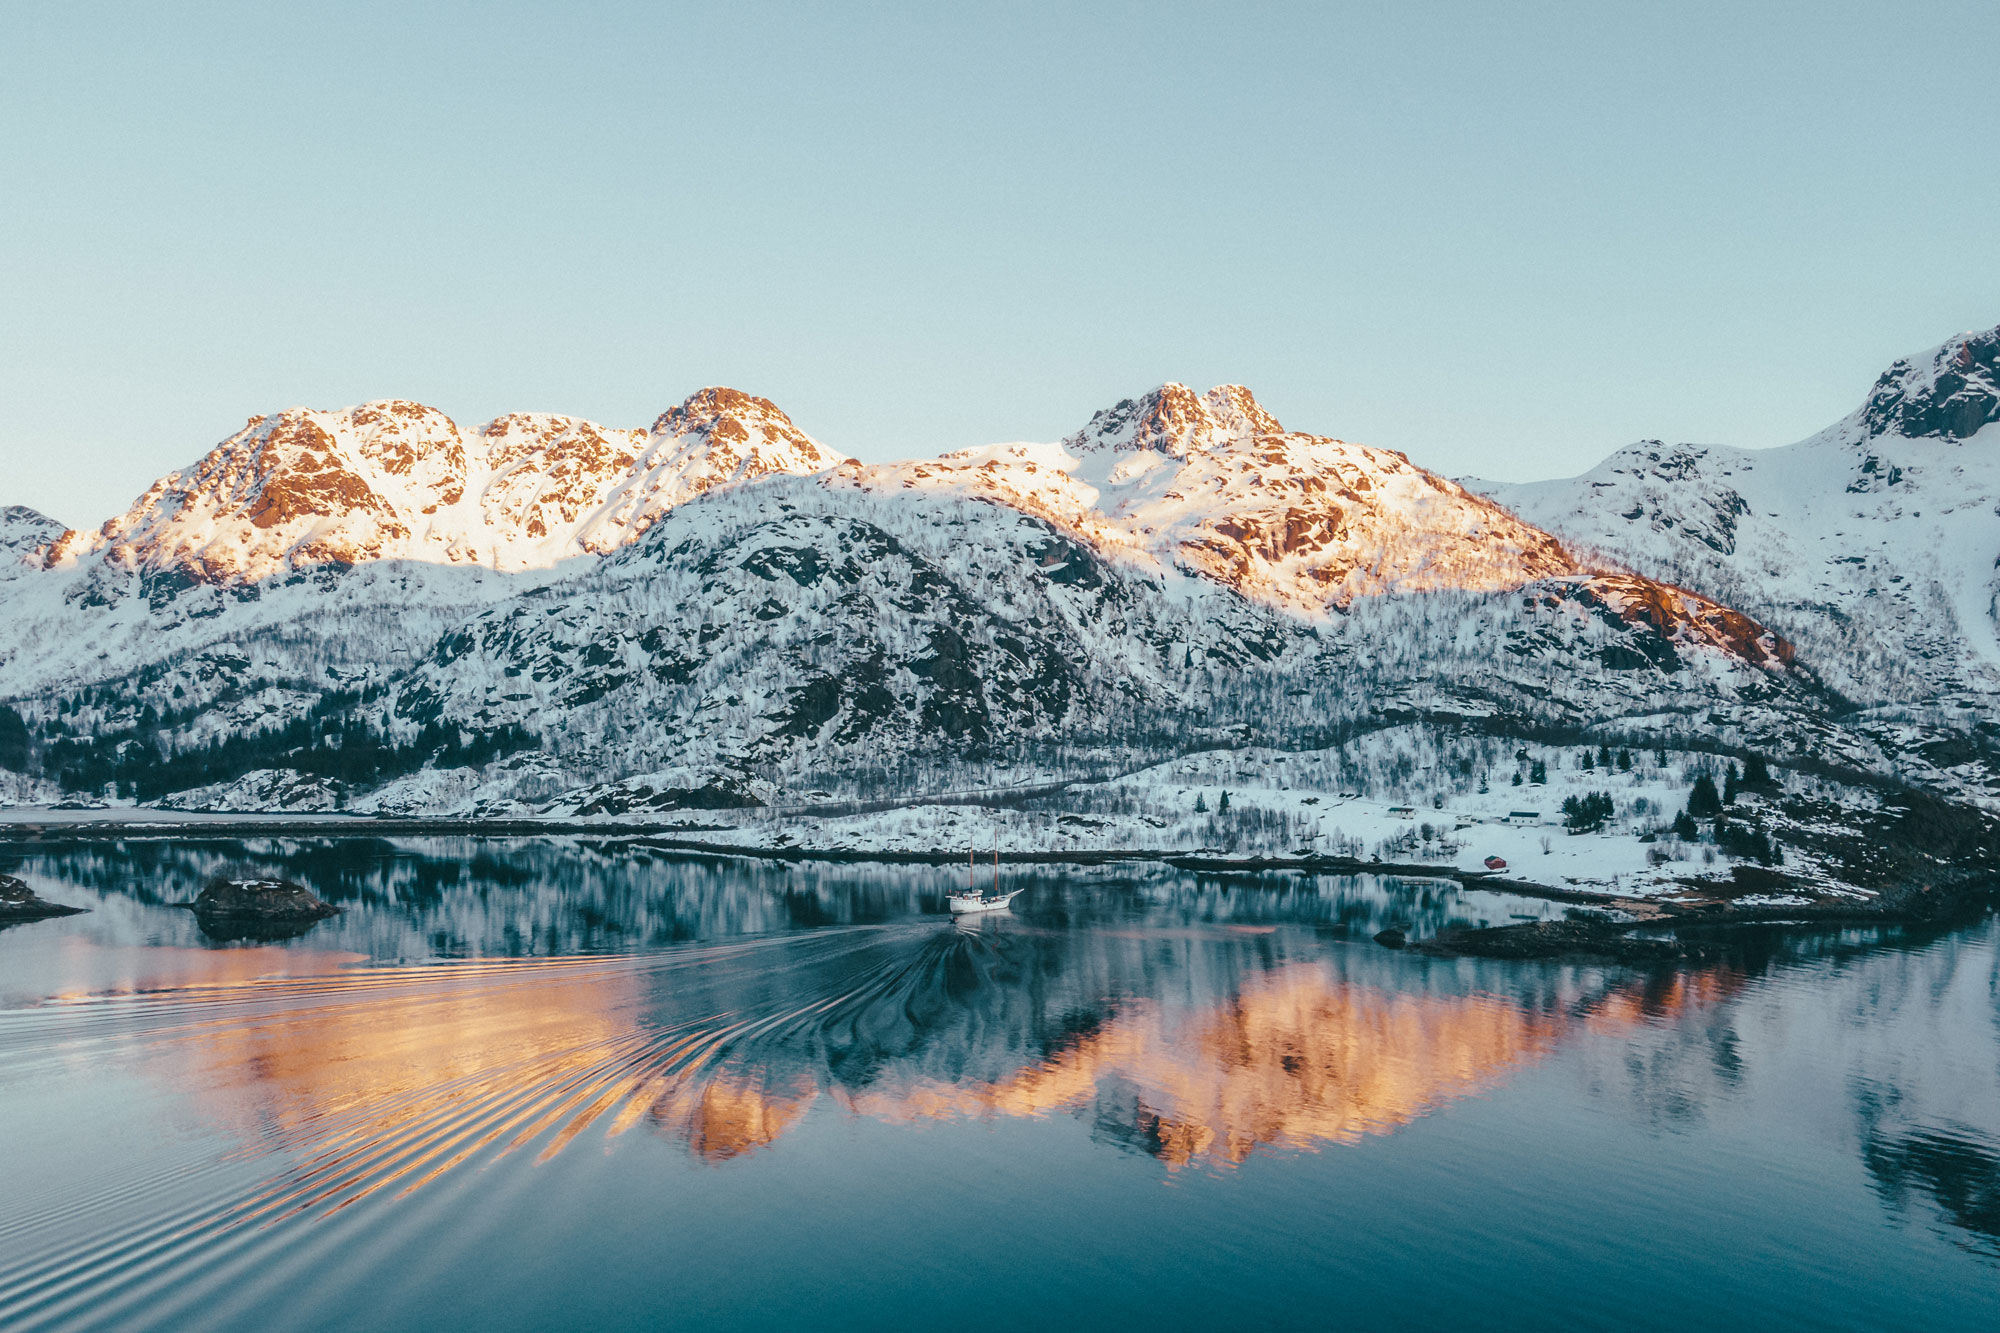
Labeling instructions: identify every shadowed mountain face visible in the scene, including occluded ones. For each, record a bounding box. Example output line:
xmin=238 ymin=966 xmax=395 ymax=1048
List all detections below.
xmin=1862 ymin=326 xmax=2000 ymax=441
xmin=1477 ymin=325 xmax=2000 ymax=753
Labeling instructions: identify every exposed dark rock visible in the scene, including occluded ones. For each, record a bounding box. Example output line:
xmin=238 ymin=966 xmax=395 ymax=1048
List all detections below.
xmin=1027 ymin=536 xmax=1104 ymax=589
xmin=191 ymin=877 xmax=340 ymax=923
xmin=572 ymin=775 xmax=766 ymax=816
xmin=771 ymin=674 xmax=843 ymax=739
xmin=830 ymin=650 xmax=898 ymax=743
xmin=910 ymin=626 xmax=992 ymax=742
xmin=1373 ymin=927 xmax=1407 ymax=949
xmin=0 ymin=873 xmax=86 ymax=921
xmin=1863 ymin=329 xmax=2000 ymax=441
xmin=1416 ymin=919 xmax=1682 ymax=962
xmin=740 ymin=544 xmax=826 ymax=587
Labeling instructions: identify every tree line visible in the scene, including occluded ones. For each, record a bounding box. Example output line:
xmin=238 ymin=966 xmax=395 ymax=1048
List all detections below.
xmin=28 ymin=695 xmax=536 ymax=801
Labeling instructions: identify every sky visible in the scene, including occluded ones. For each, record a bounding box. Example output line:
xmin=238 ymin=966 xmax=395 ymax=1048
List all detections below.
xmin=3 ymin=0 xmax=1997 ymax=530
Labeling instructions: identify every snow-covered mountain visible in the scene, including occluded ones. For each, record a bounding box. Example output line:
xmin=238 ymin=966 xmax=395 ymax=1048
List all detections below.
xmin=855 ymin=383 xmax=1576 ymax=615
xmin=1477 ymin=327 xmax=2000 ymax=719
xmin=0 ymin=369 xmax=1956 ymax=816
xmin=381 ymin=470 xmax=1817 ymax=814
xmin=44 ymin=387 xmax=843 ymax=588
xmin=0 ymin=390 xmax=845 ymax=701
xmin=0 ymin=506 xmax=64 ymax=584
xmin=364 ymin=385 xmax=1816 ymax=812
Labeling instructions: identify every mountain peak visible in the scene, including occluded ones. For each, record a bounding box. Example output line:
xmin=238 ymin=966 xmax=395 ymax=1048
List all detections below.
xmin=0 ymin=505 xmax=69 ymax=579
xmin=1066 ymin=383 xmax=1284 ymax=458
xmin=0 ymin=504 xmax=66 ymax=544
xmin=655 ymin=387 xmax=794 ymax=440
xmin=651 ymin=387 xmax=843 ymax=477
xmin=1860 ymin=324 xmax=2000 ymax=441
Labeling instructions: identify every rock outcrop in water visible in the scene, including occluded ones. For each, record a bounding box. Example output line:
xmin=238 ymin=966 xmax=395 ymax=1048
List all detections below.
xmin=0 ymin=872 xmax=85 ymax=921
xmin=192 ymin=878 xmax=340 ymax=922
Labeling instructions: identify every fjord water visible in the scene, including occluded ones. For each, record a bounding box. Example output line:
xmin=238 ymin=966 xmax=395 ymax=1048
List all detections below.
xmin=1 ymin=840 xmax=1996 ymax=1332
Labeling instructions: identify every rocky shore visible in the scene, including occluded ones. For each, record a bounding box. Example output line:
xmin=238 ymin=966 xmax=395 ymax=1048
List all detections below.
xmin=0 ymin=872 xmax=85 ymax=921
xmin=1410 ymin=869 xmax=2000 ymax=961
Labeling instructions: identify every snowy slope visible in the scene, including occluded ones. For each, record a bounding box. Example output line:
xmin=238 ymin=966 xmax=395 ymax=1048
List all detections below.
xmin=43 ymin=387 xmax=843 ymax=587
xmin=379 ymin=462 xmax=1817 ymax=809
xmin=0 ymin=506 xmax=65 ymax=585
xmin=1477 ymin=326 xmax=2000 ymax=713
xmin=385 ymin=474 xmax=1310 ymax=800
xmin=855 ymin=383 xmax=1577 ymax=616
xmin=0 ymin=389 xmax=845 ymax=700
xmin=0 ymin=373 xmax=1920 ymax=814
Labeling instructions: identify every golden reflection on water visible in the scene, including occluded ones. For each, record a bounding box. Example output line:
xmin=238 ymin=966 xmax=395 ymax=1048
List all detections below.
xmin=656 ymin=1070 xmax=820 ymax=1161
xmin=835 ymin=965 xmax=1569 ymax=1167
xmin=95 ymin=942 xmax=1743 ymax=1211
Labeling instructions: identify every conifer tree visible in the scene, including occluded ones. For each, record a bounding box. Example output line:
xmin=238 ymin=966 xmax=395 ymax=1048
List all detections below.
xmin=0 ymin=705 xmax=28 ymax=773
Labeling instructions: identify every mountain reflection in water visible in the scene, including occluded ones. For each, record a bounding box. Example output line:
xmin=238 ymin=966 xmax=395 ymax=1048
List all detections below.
xmin=8 ymin=925 xmax=1643 ymax=1212
xmin=2 ymin=839 xmax=1998 ymax=1333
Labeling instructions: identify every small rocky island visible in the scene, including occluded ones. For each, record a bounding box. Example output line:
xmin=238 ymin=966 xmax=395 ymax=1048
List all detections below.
xmin=0 ymin=873 xmax=86 ymax=921
xmin=187 ymin=879 xmax=341 ymax=940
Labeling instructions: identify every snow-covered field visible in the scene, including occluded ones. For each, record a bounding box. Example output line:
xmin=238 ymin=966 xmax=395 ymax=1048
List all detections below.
xmin=632 ymin=727 xmax=1873 ymax=904
xmin=1 ymin=724 xmax=1884 ymax=911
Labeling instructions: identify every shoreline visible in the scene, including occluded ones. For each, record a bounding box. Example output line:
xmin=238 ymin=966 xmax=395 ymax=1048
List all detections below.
xmin=0 ymin=812 xmax=1608 ymax=899
xmin=4 ymin=810 xmax=1993 ymax=960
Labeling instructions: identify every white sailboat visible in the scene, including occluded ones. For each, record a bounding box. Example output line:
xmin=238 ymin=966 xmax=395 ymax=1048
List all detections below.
xmin=948 ymin=846 xmax=1022 ymax=915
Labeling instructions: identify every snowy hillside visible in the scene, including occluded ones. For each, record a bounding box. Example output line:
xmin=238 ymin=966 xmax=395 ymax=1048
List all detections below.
xmin=42 ymin=387 xmax=842 ymax=588
xmin=378 ymin=460 xmax=1817 ymax=813
xmin=855 ymin=383 xmax=1577 ymax=616
xmin=1477 ymin=326 xmax=2000 ymax=722
xmin=0 ymin=363 xmax=1978 ymax=819
xmin=0 ymin=506 xmax=64 ymax=585
xmin=0 ymin=389 xmax=844 ymax=700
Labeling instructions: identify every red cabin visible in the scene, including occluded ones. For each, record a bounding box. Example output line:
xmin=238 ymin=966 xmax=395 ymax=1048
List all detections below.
xmin=1483 ymin=855 xmax=1507 ymax=870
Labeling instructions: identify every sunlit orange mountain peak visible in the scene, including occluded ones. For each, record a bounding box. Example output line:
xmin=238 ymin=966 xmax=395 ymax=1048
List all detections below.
xmin=42 ymin=389 xmax=845 ymax=586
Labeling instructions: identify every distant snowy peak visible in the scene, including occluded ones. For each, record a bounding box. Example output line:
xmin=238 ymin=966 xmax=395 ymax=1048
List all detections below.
xmin=1856 ymin=325 xmax=2000 ymax=442
xmin=1064 ymin=383 xmax=1285 ymax=458
xmin=45 ymin=388 xmax=846 ymax=585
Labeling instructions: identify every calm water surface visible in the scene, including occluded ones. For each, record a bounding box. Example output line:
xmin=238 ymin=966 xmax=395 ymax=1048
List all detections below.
xmin=1 ymin=838 xmax=1996 ymax=1331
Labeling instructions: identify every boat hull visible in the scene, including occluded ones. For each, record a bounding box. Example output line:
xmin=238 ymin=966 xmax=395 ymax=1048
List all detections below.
xmin=947 ymin=890 xmax=1022 ymax=915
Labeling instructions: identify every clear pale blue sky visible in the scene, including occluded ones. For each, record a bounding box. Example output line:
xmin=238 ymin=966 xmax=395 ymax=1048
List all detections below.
xmin=4 ymin=0 xmax=1996 ymax=528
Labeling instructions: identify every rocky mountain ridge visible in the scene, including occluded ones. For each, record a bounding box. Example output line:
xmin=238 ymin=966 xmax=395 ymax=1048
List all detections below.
xmin=42 ymin=387 xmax=843 ymax=589
xmin=851 ymin=382 xmax=1581 ymax=616
xmin=1475 ymin=326 xmax=2000 ymax=726
xmin=1 ymin=346 xmax=1986 ymax=815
